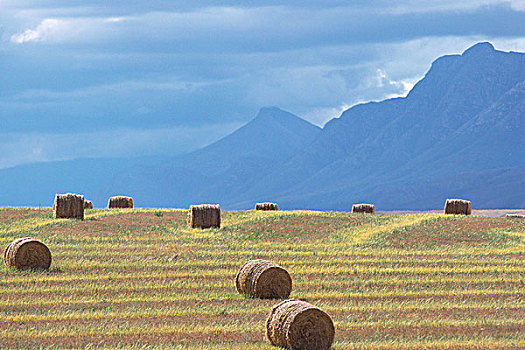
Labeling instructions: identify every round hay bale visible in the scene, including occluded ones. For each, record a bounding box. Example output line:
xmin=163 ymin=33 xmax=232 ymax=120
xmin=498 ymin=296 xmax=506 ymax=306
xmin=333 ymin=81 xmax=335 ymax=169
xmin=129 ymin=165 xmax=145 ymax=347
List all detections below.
xmin=352 ymin=203 xmax=375 ymax=214
xmin=4 ymin=237 xmax=52 ymax=270
xmin=444 ymin=199 xmax=471 ymax=215
xmin=53 ymin=193 xmax=84 ymax=220
xmin=108 ymin=196 xmax=134 ymax=208
xmin=187 ymin=204 xmax=221 ymax=229
xmin=266 ymin=299 xmax=335 ymax=350
xmin=84 ymin=199 xmax=93 ymax=209
xmin=236 ymin=259 xmax=292 ymax=299
xmin=255 ymin=202 xmax=279 ymax=211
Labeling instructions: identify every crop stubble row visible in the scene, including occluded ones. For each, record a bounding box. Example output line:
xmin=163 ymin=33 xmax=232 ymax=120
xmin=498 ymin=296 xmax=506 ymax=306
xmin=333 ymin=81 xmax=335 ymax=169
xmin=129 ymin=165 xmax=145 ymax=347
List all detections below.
xmin=0 ymin=209 xmax=523 ymax=348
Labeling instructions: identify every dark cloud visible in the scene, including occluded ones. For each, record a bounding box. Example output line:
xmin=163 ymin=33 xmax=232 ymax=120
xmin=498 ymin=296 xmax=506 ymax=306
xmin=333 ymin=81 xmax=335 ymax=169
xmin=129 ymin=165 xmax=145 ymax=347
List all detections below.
xmin=1 ymin=1 xmax=525 ymax=168
xmin=4 ymin=3 xmax=524 ymax=52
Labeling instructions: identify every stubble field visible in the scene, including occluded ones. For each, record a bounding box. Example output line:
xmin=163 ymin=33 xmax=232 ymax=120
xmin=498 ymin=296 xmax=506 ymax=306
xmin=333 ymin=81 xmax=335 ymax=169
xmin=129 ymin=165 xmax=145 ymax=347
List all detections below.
xmin=1 ymin=208 xmax=524 ymax=349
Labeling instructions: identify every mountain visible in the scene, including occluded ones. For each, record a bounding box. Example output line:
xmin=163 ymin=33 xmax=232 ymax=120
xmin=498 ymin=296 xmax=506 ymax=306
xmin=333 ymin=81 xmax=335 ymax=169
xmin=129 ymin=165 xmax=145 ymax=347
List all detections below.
xmin=0 ymin=107 xmax=320 ymax=208
xmin=179 ymin=106 xmax=322 ymax=175
xmin=0 ymin=158 xmax=138 ymax=207
xmin=98 ymin=107 xmax=321 ymax=208
xmin=1 ymin=42 xmax=523 ymax=210
xmin=221 ymin=42 xmax=523 ymax=210
xmin=99 ymin=42 xmax=525 ymax=210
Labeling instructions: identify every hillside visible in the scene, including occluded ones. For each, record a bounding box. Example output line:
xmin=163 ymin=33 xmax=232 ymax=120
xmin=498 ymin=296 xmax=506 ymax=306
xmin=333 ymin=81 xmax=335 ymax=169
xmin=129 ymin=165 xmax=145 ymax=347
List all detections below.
xmin=0 ymin=108 xmax=321 ymax=208
xmin=184 ymin=106 xmax=322 ymax=174
xmin=1 ymin=208 xmax=524 ymax=348
xmin=233 ymin=43 xmax=525 ymax=210
xmin=0 ymin=42 xmax=523 ymax=210
xmin=100 ymin=107 xmax=322 ymax=208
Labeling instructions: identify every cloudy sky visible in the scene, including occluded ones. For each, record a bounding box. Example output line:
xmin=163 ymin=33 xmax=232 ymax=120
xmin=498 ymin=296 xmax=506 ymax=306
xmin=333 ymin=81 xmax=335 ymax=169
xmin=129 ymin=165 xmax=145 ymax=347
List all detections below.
xmin=1 ymin=1 xmax=525 ymax=169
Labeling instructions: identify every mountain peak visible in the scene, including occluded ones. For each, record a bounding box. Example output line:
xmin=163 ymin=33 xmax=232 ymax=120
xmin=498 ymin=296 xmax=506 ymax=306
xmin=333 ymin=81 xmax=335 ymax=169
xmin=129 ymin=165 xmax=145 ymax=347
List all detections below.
xmin=408 ymin=41 xmax=510 ymax=100
xmin=255 ymin=106 xmax=292 ymax=120
xmin=190 ymin=106 xmax=321 ymax=170
xmin=253 ymin=106 xmax=321 ymax=130
xmin=462 ymin=42 xmax=496 ymax=57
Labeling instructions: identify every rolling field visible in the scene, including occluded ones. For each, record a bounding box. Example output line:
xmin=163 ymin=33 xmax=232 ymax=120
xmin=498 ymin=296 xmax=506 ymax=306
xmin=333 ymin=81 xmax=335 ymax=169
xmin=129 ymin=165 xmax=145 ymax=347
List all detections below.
xmin=1 ymin=208 xmax=524 ymax=349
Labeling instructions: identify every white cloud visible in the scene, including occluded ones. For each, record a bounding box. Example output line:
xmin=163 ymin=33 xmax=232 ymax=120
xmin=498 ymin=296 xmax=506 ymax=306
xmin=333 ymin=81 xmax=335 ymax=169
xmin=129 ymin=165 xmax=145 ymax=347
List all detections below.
xmin=509 ymin=0 xmax=525 ymax=11
xmin=10 ymin=18 xmax=66 ymax=43
xmin=8 ymin=15 xmax=134 ymax=45
xmin=104 ymin=17 xmax=132 ymax=23
xmin=301 ymin=103 xmax=352 ymax=127
xmin=256 ymin=36 xmax=525 ymax=126
xmin=375 ymin=69 xmax=415 ymax=98
xmin=385 ymin=0 xmax=525 ymax=14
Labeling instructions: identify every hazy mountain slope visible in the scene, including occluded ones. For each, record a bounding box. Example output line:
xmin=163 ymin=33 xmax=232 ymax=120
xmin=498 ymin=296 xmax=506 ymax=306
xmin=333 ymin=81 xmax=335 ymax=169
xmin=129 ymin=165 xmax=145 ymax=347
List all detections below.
xmin=237 ymin=98 xmax=408 ymax=196
xmin=102 ymin=107 xmax=322 ymax=207
xmin=225 ymin=42 xmax=524 ymax=209
xmin=0 ymin=107 xmax=320 ymax=208
xmin=178 ymin=107 xmax=321 ymax=175
xmin=401 ymin=79 xmax=525 ymax=175
xmin=1 ymin=43 xmax=523 ymax=210
xmin=366 ymin=168 xmax=525 ymax=210
xmin=0 ymin=158 xmax=135 ymax=207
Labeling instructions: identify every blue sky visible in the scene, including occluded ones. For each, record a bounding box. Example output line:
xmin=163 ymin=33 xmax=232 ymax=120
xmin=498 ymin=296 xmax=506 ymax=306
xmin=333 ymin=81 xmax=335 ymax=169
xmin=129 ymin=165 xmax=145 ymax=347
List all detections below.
xmin=1 ymin=1 xmax=525 ymax=169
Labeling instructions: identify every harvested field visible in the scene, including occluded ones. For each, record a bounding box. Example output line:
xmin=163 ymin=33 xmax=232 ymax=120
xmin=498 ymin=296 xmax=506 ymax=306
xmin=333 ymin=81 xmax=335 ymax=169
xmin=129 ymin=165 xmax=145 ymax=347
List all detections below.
xmin=0 ymin=208 xmax=524 ymax=349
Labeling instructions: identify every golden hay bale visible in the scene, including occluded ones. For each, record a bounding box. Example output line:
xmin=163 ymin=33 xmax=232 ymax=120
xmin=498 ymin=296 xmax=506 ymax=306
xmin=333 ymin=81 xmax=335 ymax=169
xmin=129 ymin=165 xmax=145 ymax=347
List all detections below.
xmin=266 ymin=299 xmax=335 ymax=350
xmin=444 ymin=199 xmax=471 ymax=215
xmin=187 ymin=204 xmax=221 ymax=229
xmin=352 ymin=203 xmax=375 ymax=214
xmin=236 ymin=259 xmax=292 ymax=299
xmin=53 ymin=193 xmax=84 ymax=220
xmin=108 ymin=196 xmax=134 ymax=208
xmin=255 ymin=202 xmax=279 ymax=211
xmin=506 ymin=214 xmax=525 ymax=219
xmin=4 ymin=237 xmax=52 ymax=270
xmin=84 ymin=199 xmax=93 ymax=209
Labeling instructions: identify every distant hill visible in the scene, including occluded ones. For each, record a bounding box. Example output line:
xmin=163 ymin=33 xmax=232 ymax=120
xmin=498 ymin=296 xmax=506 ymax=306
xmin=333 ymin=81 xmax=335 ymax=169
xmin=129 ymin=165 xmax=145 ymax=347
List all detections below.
xmin=0 ymin=42 xmax=523 ymax=210
xmin=0 ymin=157 xmax=163 ymax=207
xmin=100 ymin=107 xmax=321 ymax=208
xmin=180 ymin=106 xmax=322 ymax=174
xmin=229 ymin=42 xmax=525 ymax=210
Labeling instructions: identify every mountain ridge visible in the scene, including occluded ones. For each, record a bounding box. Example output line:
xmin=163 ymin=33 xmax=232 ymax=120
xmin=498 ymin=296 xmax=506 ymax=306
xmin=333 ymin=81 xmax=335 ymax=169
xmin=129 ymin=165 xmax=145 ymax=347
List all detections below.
xmin=0 ymin=42 xmax=523 ymax=210
xmin=240 ymin=41 xmax=525 ymax=209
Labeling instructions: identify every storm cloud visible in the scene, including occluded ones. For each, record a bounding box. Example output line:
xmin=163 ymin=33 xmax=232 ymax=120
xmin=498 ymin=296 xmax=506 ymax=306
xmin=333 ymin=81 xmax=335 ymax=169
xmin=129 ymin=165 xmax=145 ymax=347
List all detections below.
xmin=1 ymin=1 xmax=525 ymax=168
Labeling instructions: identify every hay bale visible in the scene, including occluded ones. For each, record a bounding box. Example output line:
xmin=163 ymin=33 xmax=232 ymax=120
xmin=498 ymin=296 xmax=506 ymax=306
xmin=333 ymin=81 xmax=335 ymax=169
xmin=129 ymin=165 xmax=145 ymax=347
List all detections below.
xmin=187 ymin=204 xmax=221 ymax=229
xmin=236 ymin=259 xmax=292 ymax=299
xmin=352 ymin=203 xmax=375 ymax=214
xmin=53 ymin=193 xmax=84 ymax=220
xmin=84 ymin=199 xmax=93 ymax=209
xmin=108 ymin=196 xmax=134 ymax=208
xmin=256 ymin=202 xmax=279 ymax=211
xmin=4 ymin=237 xmax=52 ymax=270
xmin=506 ymin=214 xmax=525 ymax=219
xmin=444 ymin=199 xmax=471 ymax=215
xmin=266 ymin=299 xmax=335 ymax=350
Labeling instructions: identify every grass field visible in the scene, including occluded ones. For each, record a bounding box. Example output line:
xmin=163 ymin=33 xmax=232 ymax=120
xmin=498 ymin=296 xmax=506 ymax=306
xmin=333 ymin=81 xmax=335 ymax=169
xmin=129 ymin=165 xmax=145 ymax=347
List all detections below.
xmin=1 ymin=208 xmax=524 ymax=349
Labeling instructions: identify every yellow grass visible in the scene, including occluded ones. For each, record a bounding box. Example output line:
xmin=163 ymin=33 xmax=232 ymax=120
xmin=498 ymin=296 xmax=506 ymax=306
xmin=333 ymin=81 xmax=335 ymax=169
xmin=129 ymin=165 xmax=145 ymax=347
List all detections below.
xmin=0 ymin=208 xmax=523 ymax=349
